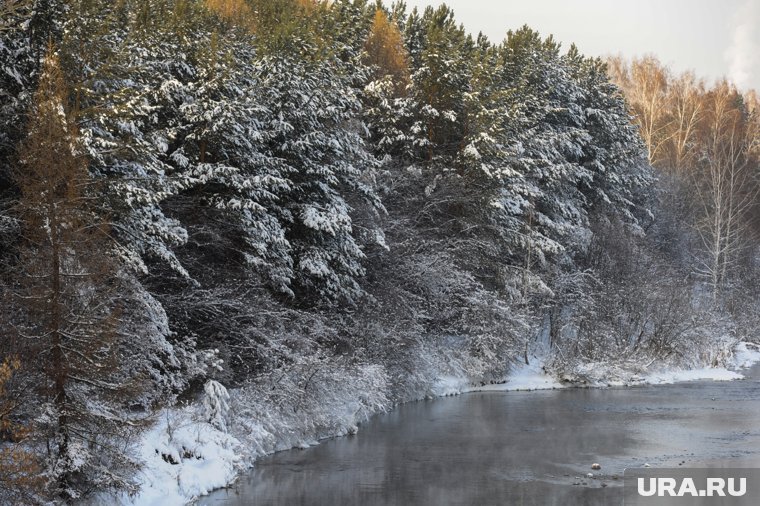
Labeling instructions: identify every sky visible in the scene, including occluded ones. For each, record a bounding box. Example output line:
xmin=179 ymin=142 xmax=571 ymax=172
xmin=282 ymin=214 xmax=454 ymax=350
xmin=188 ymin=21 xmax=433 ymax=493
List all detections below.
xmin=401 ymin=0 xmax=760 ymax=92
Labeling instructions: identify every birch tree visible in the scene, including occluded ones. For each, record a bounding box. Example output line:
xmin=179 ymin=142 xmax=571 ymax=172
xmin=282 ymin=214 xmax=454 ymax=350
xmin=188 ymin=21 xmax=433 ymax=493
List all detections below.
xmin=692 ymin=82 xmax=759 ymax=298
xmin=608 ymin=56 xmax=672 ymax=166
xmin=666 ymin=72 xmax=705 ymax=173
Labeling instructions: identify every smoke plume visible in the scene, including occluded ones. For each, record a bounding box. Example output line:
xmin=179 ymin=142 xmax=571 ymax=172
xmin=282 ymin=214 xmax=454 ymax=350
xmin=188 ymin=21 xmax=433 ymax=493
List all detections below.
xmin=726 ymin=0 xmax=760 ymax=91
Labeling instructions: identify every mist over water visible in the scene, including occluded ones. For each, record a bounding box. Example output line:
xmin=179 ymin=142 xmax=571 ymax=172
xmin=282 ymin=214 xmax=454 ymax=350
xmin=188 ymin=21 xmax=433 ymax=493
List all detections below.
xmin=202 ymin=364 xmax=760 ymax=506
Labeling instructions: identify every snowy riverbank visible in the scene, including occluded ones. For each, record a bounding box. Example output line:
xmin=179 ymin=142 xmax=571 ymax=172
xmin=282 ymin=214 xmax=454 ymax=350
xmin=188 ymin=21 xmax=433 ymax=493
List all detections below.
xmin=119 ymin=341 xmax=760 ymax=505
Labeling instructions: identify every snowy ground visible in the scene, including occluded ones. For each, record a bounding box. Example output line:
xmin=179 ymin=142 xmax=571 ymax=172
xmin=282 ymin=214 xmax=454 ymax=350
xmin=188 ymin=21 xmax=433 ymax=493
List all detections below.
xmin=118 ymin=341 xmax=760 ymax=505
xmin=642 ymin=342 xmax=760 ymax=384
xmin=548 ymin=341 xmax=760 ymax=388
xmin=120 ymin=409 xmax=242 ymax=506
xmin=429 ymin=361 xmax=565 ymax=396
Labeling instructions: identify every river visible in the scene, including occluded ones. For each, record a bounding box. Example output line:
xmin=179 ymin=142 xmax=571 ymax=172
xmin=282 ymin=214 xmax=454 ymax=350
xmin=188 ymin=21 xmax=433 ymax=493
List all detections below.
xmin=200 ymin=363 xmax=760 ymax=505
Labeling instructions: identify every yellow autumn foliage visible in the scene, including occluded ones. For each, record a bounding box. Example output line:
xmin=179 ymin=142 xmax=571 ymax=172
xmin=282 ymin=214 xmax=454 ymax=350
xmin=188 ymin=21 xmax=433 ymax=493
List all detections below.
xmin=204 ymin=0 xmax=255 ymax=29
xmin=364 ymin=9 xmax=410 ymax=95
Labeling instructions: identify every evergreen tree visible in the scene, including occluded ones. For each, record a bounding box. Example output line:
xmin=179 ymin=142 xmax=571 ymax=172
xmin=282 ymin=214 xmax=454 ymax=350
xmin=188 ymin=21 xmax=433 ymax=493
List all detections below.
xmin=11 ymin=49 xmax=148 ymax=501
xmin=499 ymin=28 xmax=593 ymax=272
xmin=63 ymin=0 xmax=195 ymax=277
xmin=164 ymin=29 xmax=295 ymax=294
xmin=254 ymin=54 xmax=383 ymax=304
xmin=0 ymin=0 xmax=41 ymax=210
xmin=568 ymin=50 xmax=652 ymax=225
xmin=410 ymin=5 xmax=473 ymax=161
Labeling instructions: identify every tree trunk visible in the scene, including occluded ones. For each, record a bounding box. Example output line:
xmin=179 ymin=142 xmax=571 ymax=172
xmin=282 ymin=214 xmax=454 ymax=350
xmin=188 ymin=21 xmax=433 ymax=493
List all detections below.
xmin=48 ymin=199 xmax=70 ymax=499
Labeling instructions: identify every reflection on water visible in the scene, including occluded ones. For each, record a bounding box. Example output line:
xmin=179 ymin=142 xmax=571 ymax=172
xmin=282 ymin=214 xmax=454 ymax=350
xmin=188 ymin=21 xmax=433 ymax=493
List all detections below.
xmin=201 ymin=367 xmax=760 ymax=506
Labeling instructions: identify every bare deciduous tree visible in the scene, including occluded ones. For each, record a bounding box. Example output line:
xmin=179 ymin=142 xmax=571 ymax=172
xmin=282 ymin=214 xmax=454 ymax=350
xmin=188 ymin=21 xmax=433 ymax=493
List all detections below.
xmin=666 ymin=72 xmax=705 ymax=173
xmin=608 ymin=55 xmax=672 ymax=166
xmin=692 ymin=82 xmax=760 ymax=298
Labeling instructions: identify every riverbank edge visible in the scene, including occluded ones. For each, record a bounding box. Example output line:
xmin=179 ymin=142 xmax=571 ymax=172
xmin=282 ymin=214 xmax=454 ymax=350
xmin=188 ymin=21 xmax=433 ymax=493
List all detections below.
xmin=119 ymin=341 xmax=760 ymax=506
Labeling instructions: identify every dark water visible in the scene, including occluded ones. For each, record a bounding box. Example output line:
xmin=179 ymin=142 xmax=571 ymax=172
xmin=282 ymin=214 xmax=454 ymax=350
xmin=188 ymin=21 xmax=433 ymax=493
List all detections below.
xmin=200 ymin=364 xmax=760 ymax=505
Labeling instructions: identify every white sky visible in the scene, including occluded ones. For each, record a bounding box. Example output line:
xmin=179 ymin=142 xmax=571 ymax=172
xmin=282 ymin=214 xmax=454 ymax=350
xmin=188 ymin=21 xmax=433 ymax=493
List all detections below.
xmin=401 ymin=0 xmax=760 ymax=92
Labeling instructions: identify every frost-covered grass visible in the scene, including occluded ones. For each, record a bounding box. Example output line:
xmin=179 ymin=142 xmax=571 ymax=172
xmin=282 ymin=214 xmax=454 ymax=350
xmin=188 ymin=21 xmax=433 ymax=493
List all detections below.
xmin=118 ymin=341 xmax=760 ymax=505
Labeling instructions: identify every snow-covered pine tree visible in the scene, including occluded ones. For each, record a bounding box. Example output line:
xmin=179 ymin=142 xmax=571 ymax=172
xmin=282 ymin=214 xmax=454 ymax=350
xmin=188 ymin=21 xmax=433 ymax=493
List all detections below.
xmin=409 ymin=5 xmax=472 ymax=162
xmin=445 ymin=33 xmax=529 ymax=291
xmin=363 ymin=76 xmax=423 ymax=164
xmin=323 ymin=0 xmax=375 ymax=61
xmin=566 ymin=48 xmax=653 ymax=226
xmin=0 ymin=0 xmax=52 ymax=237
xmin=253 ymin=53 xmax=384 ymax=304
xmin=166 ymin=28 xmax=295 ymax=295
xmin=497 ymin=27 xmax=594 ymax=290
xmin=63 ymin=0 xmax=194 ymax=277
xmin=361 ymin=8 xmax=422 ymax=164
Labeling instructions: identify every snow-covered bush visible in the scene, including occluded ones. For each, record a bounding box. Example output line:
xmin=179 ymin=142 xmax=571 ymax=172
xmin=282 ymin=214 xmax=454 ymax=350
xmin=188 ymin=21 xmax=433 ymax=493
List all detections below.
xmin=202 ymin=380 xmax=231 ymax=433
xmin=232 ymin=356 xmax=390 ymax=453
